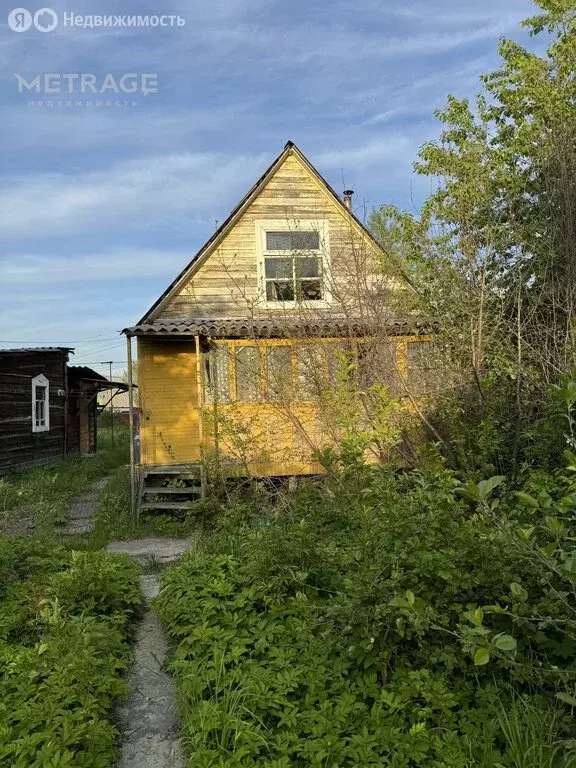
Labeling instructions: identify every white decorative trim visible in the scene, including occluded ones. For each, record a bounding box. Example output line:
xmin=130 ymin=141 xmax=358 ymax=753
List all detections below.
xmin=255 ymin=219 xmax=332 ymax=309
xmin=31 ymin=374 xmax=50 ymax=433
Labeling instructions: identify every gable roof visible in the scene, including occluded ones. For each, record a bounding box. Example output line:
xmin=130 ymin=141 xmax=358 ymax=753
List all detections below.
xmin=131 ymin=140 xmax=395 ymax=328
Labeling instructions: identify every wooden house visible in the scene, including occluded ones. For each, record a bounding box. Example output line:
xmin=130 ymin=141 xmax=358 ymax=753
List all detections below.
xmin=0 ymin=348 xmax=128 ymax=475
xmin=124 ymin=141 xmax=433 ymax=514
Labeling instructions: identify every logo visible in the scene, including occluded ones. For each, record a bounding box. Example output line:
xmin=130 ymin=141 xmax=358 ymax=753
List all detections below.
xmin=8 ymin=8 xmax=32 ymax=31
xmin=34 ymin=7 xmax=58 ymax=31
xmin=7 ymin=7 xmax=58 ymax=31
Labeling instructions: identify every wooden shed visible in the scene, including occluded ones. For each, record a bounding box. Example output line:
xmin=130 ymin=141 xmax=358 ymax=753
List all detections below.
xmin=124 ymin=141 xmax=435 ymax=516
xmin=0 ymin=348 xmax=128 ymax=475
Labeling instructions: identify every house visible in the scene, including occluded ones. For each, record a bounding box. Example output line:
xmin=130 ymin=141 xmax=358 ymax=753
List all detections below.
xmin=0 ymin=348 xmax=128 ymax=475
xmin=123 ymin=141 xmax=432 ymax=514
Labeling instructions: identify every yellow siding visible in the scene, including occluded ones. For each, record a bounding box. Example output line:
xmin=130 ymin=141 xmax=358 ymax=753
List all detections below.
xmin=138 ymin=338 xmax=200 ymax=465
xmin=154 ymin=153 xmax=392 ymax=320
xmin=137 ymin=334 xmax=431 ymax=475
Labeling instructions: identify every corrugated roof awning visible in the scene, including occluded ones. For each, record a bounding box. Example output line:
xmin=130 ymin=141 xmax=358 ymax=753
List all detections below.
xmin=122 ymin=316 xmax=431 ymax=339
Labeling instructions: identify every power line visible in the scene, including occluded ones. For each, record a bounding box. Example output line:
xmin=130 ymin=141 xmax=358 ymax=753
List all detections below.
xmin=0 ymin=336 xmax=120 ymax=344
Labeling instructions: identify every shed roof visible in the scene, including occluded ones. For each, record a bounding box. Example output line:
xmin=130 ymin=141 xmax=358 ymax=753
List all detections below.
xmin=0 ymin=347 xmax=73 ymax=355
xmin=123 ymin=316 xmax=429 ymax=339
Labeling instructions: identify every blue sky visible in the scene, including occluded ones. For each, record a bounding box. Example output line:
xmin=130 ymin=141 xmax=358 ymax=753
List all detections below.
xmin=0 ymin=0 xmax=541 ymax=377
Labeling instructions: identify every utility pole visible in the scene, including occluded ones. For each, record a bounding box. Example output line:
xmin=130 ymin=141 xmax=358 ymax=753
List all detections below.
xmin=101 ymin=360 xmax=114 ymax=445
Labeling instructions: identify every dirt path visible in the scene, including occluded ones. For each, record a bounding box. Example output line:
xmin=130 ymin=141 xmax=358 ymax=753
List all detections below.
xmin=59 ymin=476 xmax=109 ymax=535
xmin=1 ymin=475 xmax=109 ymax=537
xmin=108 ymin=538 xmax=193 ymax=768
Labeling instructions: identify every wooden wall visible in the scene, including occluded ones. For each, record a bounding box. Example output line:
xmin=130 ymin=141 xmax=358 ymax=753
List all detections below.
xmin=137 ymin=337 xmax=200 ymax=465
xmin=136 ymin=335 xmax=432 ymax=475
xmin=0 ymin=351 xmax=68 ymax=475
xmin=154 ymin=153 xmax=392 ymax=320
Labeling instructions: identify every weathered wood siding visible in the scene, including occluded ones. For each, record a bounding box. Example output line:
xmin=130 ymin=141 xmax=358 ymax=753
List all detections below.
xmin=0 ymin=351 xmax=67 ymax=475
xmin=154 ymin=153 xmax=387 ymax=320
xmin=137 ymin=337 xmax=200 ymax=465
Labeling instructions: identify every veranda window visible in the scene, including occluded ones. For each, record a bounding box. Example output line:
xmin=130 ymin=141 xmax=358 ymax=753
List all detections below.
xmin=235 ymin=346 xmax=262 ymax=402
xmin=266 ymin=346 xmax=293 ymax=402
xmin=203 ymin=345 xmax=230 ymax=404
xmin=407 ymin=341 xmax=443 ymax=395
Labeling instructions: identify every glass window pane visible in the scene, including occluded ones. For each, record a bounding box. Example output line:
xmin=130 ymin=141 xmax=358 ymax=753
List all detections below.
xmin=358 ymin=342 xmax=401 ymax=395
xmin=265 ymin=257 xmax=293 ymax=279
xmin=266 ymin=231 xmax=319 ymax=251
xmin=267 ymin=346 xmax=293 ymax=402
xmin=204 ymin=345 xmax=230 ymax=403
xmin=407 ymin=341 xmax=442 ymax=395
xmin=266 ymin=231 xmax=292 ymax=250
xmin=235 ymin=346 xmax=262 ymax=402
xmin=291 ymin=231 xmax=319 ymax=250
xmin=298 ymin=280 xmax=322 ymax=300
xmin=266 ymin=281 xmax=295 ymax=301
xmin=328 ymin=343 xmax=355 ymax=386
xmin=295 ymin=257 xmax=319 ymax=278
xmin=296 ymin=345 xmax=327 ymax=402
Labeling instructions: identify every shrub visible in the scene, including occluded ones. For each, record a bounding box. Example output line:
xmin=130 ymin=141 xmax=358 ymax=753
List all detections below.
xmin=0 ymin=537 xmax=142 ymax=767
xmin=157 ymin=466 xmax=576 ymax=767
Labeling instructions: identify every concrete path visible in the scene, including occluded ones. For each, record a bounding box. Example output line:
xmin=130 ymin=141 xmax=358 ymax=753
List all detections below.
xmin=59 ymin=476 xmax=109 ymax=535
xmin=107 ymin=538 xmax=191 ymax=566
xmin=107 ymin=538 xmax=192 ymax=768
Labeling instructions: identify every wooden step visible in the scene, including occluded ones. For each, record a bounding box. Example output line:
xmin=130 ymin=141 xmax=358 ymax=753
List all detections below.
xmin=143 ymin=465 xmax=201 ymax=476
xmin=140 ymin=501 xmax=194 ymax=511
xmin=142 ymin=486 xmax=202 ymax=496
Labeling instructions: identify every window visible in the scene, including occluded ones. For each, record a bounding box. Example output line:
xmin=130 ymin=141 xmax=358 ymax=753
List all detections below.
xmin=296 ymin=345 xmax=328 ymax=402
xmin=407 ymin=341 xmax=443 ymax=395
xmin=258 ymin=223 xmax=328 ymax=304
xmin=235 ymin=346 xmax=262 ymax=402
xmin=266 ymin=346 xmax=293 ymax=402
xmin=357 ymin=342 xmax=402 ymax=396
xmin=31 ymin=374 xmax=49 ymax=432
xmin=203 ymin=345 xmax=230 ymax=403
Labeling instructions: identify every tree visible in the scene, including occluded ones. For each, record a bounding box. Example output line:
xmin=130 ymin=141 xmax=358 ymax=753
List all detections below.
xmin=369 ymin=0 xmax=576 ymax=475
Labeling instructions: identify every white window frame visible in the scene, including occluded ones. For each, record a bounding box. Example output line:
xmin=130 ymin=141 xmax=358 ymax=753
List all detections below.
xmin=32 ymin=374 xmax=50 ymax=433
xmin=255 ymin=219 xmax=332 ymax=309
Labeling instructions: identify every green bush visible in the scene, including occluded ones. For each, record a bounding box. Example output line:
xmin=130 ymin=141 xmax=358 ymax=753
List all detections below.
xmin=157 ymin=466 xmax=576 ymax=767
xmin=0 ymin=537 xmax=142 ymax=767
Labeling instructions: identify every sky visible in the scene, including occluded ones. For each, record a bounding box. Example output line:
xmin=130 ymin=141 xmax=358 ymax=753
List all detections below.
xmin=0 ymin=0 xmax=543 ymax=378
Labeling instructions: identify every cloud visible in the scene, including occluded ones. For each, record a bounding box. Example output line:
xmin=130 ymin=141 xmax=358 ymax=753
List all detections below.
xmin=0 ymin=151 xmax=269 ymax=240
xmin=0 ymin=248 xmax=192 ymax=284
xmin=314 ymin=136 xmax=413 ymax=169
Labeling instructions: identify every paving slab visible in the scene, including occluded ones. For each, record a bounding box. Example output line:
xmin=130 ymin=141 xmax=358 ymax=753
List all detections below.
xmin=59 ymin=476 xmax=109 ymax=535
xmin=107 ymin=537 xmax=192 ymax=566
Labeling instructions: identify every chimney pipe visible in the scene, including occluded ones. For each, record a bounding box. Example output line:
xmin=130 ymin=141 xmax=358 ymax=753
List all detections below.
xmin=343 ymin=189 xmax=354 ymax=209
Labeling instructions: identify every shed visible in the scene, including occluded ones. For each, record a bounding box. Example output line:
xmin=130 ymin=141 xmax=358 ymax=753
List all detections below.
xmin=0 ymin=348 xmax=129 ymax=475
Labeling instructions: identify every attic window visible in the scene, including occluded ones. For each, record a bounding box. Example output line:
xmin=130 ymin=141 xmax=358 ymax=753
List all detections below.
xmin=260 ymin=225 xmax=327 ymax=304
xmin=32 ymin=374 xmax=50 ymax=433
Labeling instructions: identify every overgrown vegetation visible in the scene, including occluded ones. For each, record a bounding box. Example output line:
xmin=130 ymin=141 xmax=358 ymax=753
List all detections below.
xmin=369 ymin=0 xmax=576 ymax=477
xmin=0 ymin=427 xmax=129 ymax=536
xmin=0 ymin=537 xmax=143 ymax=767
xmin=157 ymin=450 xmax=576 ymax=767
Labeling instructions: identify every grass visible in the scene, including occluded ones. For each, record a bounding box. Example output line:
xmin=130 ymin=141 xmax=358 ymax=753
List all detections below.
xmin=0 ymin=421 xmax=203 ymax=546
xmin=0 ymin=426 xmax=129 ymax=537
